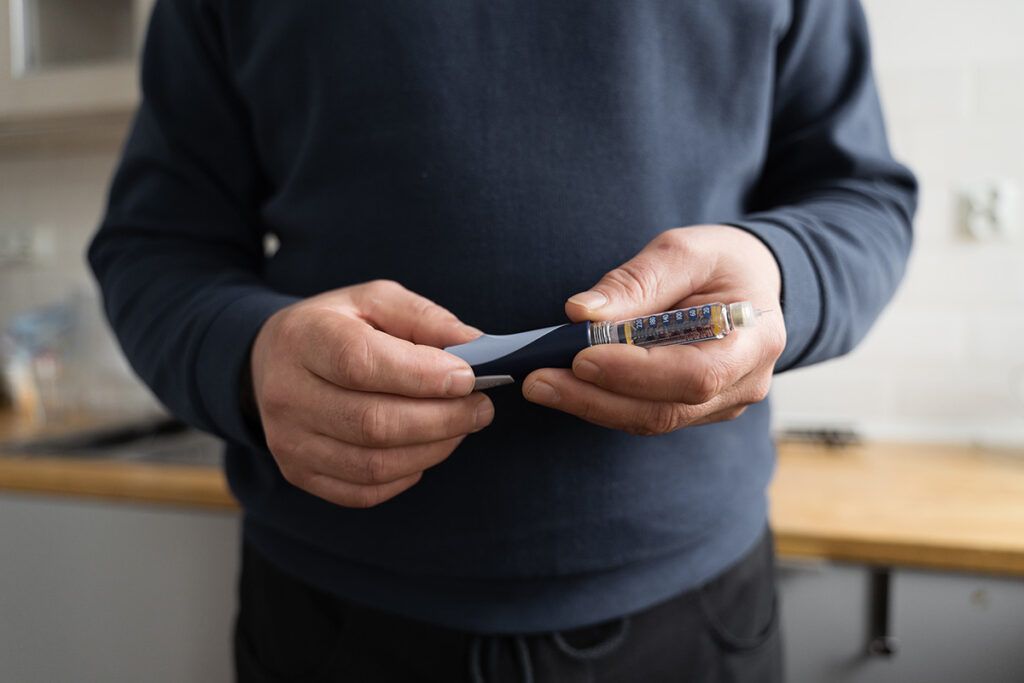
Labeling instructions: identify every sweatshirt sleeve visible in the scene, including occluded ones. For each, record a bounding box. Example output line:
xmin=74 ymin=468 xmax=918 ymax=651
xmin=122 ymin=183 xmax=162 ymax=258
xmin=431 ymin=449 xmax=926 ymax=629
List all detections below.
xmin=728 ymin=0 xmax=917 ymax=372
xmin=88 ymin=0 xmax=298 ymax=448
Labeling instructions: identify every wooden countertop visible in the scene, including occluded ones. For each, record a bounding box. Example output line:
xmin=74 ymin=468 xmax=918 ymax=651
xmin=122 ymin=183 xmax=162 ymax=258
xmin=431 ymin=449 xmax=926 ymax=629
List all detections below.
xmin=771 ymin=441 xmax=1024 ymax=575
xmin=0 ymin=456 xmax=235 ymax=510
xmin=1 ymin=436 xmax=1023 ymax=576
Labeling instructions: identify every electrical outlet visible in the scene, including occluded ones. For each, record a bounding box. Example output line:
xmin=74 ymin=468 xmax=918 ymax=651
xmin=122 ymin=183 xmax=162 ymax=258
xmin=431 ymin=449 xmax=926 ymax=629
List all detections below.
xmin=0 ymin=226 xmax=52 ymax=265
xmin=0 ymin=227 xmax=35 ymax=264
xmin=959 ymin=179 xmax=1020 ymax=242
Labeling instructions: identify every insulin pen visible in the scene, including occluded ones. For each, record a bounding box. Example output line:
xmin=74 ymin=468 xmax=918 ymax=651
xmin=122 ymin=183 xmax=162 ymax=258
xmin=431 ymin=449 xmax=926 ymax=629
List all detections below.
xmin=445 ymin=301 xmax=761 ymax=390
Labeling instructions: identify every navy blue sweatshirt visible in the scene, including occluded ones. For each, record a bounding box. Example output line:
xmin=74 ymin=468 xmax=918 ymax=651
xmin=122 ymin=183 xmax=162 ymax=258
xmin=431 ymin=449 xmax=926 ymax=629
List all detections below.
xmin=89 ymin=0 xmax=915 ymax=632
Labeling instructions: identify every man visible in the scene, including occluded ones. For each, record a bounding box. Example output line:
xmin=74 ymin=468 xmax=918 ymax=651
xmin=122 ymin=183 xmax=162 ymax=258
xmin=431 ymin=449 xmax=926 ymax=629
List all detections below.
xmin=90 ymin=1 xmax=915 ymax=680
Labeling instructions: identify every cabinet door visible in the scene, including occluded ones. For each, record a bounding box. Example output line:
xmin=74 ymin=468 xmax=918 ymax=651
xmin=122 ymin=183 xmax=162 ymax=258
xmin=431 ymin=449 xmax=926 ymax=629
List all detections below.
xmin=0 ymin=0 xmax=154 ymax=121
xmin=778 ymin=561 xmax=1024 ymax=683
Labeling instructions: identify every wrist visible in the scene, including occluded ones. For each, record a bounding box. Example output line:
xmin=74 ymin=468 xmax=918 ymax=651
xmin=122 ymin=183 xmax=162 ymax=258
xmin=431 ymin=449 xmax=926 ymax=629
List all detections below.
xmin=711 ymin=224 xmax=783 ymax=302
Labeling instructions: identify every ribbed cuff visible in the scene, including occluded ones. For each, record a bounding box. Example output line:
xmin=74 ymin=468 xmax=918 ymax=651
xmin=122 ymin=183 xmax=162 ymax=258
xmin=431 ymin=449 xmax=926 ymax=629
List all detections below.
xmin=725 ymin=217 xmax=822 ymax=372
xmin=195 ymin=289 xmax=300 ymax=450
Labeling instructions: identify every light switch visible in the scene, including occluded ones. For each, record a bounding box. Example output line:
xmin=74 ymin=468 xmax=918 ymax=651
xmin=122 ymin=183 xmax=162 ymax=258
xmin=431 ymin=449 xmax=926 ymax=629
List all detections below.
xmin=0 ymin=226 xmax=51 ymax=265
xmin=959 ymin=179 xmax=1020 ymax=242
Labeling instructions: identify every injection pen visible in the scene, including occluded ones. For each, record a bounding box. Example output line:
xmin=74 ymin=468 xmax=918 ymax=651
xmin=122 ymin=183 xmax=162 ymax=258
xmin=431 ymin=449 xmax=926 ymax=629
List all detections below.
xmin=445 ymin=301 xmax=760 ymax=390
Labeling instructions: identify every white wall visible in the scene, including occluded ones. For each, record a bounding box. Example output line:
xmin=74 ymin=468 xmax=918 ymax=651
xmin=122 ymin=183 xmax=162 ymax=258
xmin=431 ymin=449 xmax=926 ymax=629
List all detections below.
xmin=768 ymin=0 xmax=1024 ymax=444
xmin=2 ymin=0 xmax=1024 ymax=443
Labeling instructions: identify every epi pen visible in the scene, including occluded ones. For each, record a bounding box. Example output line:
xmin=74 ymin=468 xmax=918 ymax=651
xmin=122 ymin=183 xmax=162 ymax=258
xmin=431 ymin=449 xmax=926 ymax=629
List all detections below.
xmin=445 ymin=301 xmax=764 ymax=390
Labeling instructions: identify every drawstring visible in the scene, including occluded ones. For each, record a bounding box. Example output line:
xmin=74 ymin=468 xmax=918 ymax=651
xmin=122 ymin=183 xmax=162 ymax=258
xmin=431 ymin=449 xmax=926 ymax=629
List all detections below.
xmin=551 ymin=617 xmax=631 ymax=660
xmin=514 ymin=637 xmax=534 ymax=683
xmin=467 ymin=618 xmax=629 ymax=682
xmin=469 ymin=635 xmax=535 ymax=683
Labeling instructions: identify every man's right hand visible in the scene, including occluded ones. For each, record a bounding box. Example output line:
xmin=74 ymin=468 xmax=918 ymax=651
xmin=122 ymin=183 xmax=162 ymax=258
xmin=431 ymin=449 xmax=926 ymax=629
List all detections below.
xmin=250 ymin=280 xmax=492 ymax=508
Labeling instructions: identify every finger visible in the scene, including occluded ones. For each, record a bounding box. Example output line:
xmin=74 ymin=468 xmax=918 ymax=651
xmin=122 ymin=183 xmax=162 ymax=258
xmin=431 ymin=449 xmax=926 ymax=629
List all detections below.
xmin=302 ymin=315 xmax=478 ymax=398
xmin=571 ymin=329 xmax=760 ymax=404
xmin=304 ymin=471 xmax=423 ymax=509
xmin=351 ymin=279 xmax=481 ymax=347
xmin=522 ymin=368 xmax=718 ymax=435
xmin=564 ymin=231 xmax=714 ymax=323
xmin=687 ymin=405 xmax=750 ymax=427
xmin=305 ymin=434 xmax=466 ymax=486
xmin=307 ymin=382 xmax=494 ymax=447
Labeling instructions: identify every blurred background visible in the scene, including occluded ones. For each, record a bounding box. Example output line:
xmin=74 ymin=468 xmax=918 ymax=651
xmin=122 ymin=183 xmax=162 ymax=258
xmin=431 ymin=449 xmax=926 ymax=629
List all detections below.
xmin=0 ymin=1 xmax=1021 ymax=681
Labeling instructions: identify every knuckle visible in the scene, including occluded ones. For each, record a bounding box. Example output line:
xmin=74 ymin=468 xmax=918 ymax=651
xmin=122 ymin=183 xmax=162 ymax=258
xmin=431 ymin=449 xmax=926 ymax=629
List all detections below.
xmin=407 ymin=297 xmax=461 ymax=346
xmin=367 ymin=279 xmax=403 ymax=296
xmin=258 ymin=383 xmax=289 ymax=416
xmin=450 ymin=399 xmax=479 ymax=434
xmin=273 ymin=309 xmax=303 ymax=343
xmin=409 ymin=294 xmax=440 ymax=320
xmin=766 ymin=328 xmax=786 ymax=360
xmin=750 ymin=376 xmax=772 ymax=404
xmin=633 ymin=403 xmax=681 ymax=436
xmin=725 ymin=406 xmax=748 ymax=421
xmin=651 ymin=229 xmax=686 ymax=255
xmin=264 ymin=428 xmax=295 ymax=459
xmin=358 ymin=401 xmax=393 ymax=446
xmin=280 ymin=466 xmax=304 ymax=488
xmin=364 ymin=450 xmax=390 ymax=485
xmin=334 ymin=332 xmax=375 ymax=387
xmin=352 ymin=485 xmax=387 ymax=509
xmin=690 ymin=366 xmax=723 ymax=404
xmin=701 ymin=406 xmax=748 ymax=425
xmin=408 ymin=362 xmax=436 ymax=397
xmin=572 ymin=395 xmax=596 ymax=425
xmin=266 ymin=432 xmax=316 ymax=486
xmin=275 ymin=458 xmax=306 ymax=488
xmin=604 ymin=260 xmax=661 ymax=305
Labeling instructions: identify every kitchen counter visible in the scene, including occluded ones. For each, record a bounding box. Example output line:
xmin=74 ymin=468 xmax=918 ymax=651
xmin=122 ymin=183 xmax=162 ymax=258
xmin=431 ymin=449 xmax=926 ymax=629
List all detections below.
xmin=772 ymin=441 xmax=1024 ymax=575
xmin=1 ymin=427 xmax=1023 ymax=576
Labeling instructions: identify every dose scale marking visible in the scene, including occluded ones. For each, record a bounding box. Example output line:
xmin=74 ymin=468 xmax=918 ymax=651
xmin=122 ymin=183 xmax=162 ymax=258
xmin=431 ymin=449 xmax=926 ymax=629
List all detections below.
xmin=447 ymin=301 xmax=762 ymax=389
xmin=614 ymin=305 xmax=727 ymax=347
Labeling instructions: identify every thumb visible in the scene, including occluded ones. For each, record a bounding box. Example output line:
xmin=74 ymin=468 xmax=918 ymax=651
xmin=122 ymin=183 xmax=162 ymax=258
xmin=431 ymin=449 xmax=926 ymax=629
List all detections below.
xmin=565 ymin=235 xmax=707 ymax=322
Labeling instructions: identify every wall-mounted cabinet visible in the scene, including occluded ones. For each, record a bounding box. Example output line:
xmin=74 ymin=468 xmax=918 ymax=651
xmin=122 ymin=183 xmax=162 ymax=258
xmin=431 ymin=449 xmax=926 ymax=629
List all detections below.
xmin=0 ymin=0 xmax=154 ymax=124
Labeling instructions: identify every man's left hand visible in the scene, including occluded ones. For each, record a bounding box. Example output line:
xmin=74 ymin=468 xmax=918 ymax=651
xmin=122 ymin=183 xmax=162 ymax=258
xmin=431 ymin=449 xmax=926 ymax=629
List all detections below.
xmin=522 ymin=225 xmax=786 ymax=434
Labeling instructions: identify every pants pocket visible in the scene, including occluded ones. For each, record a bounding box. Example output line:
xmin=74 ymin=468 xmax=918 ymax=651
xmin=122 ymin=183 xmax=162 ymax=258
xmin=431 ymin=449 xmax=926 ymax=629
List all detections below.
xmin=696 ymin=530 xmax=779 ymax=654
xmin=234 ymin=544 xmax=351 ymax=682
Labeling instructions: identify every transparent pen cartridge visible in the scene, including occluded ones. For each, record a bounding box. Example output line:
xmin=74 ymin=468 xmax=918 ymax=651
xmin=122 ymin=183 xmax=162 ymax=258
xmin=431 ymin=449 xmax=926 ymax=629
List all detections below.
xmin=445 ymin=301 xmax=763 ymax=389
xmin=588 ymin=301 xmax=759 ymax=348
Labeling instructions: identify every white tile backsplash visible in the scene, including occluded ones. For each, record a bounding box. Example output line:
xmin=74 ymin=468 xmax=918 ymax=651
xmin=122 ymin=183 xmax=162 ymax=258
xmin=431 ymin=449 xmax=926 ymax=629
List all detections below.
xmin=1 ymin=1 xmax=1023 ymax=442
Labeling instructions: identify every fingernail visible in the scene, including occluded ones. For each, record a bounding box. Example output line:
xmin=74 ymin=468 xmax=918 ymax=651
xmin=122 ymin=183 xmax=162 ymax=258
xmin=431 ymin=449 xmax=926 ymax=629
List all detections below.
xmin=573 ymin=359 xmax=600 ymax=382
xmin=447 ymin=368 xmax=476 ymax=396
xmin=567 ymin=291 xmax=608 ymax=310
xmin=474 ymin=397 xmax=495 ymax=431
xmin=525 ymin=380 xmax=560 ymax=405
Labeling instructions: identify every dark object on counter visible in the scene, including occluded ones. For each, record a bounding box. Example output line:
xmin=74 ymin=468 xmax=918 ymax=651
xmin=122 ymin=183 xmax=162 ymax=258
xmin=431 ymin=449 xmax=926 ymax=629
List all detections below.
xmin=777 ymin=428 xmax=862 ymax=449
xmin=0 ymin=337 xmax=14 ymax=410
xmin=1 ymin=416 xmax=186 ymax=453
xmin=0 ymin=375 xmax=11 ymax=410
xmin=0 ymin=419 xmax=224 ymax=467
